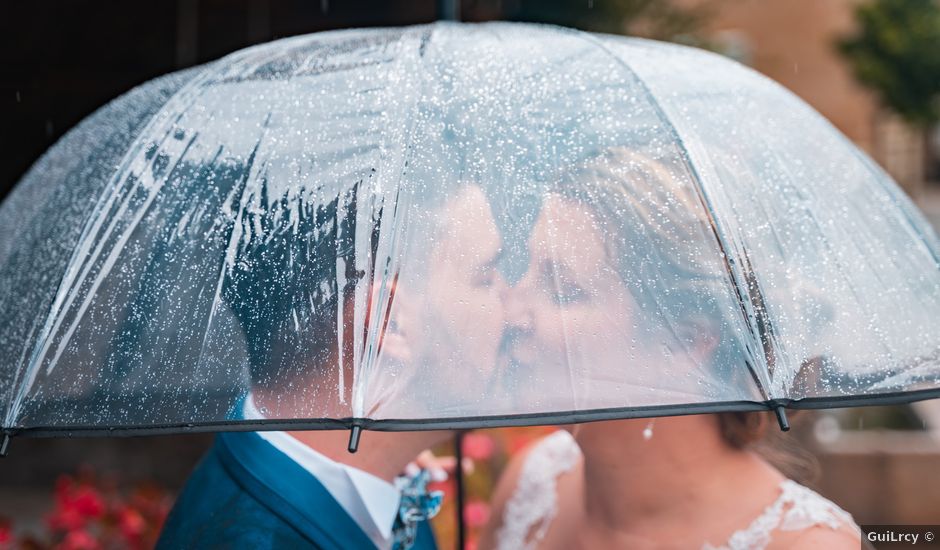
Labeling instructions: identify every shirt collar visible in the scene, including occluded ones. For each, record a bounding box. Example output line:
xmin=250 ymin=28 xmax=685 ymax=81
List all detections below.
xmin=243 ymin=394 xmax=401 ymax=548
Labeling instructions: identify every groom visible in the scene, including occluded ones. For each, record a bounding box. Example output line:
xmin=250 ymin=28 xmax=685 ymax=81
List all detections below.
xmin=158 ymin=181 xmax=508 ymax=549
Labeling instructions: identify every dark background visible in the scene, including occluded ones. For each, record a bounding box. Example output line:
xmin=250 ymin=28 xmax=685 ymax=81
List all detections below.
xmin=1 ymin=0 xmax=441 ymax=203
xmin=2 ymin=0 xmax=657 ymax=203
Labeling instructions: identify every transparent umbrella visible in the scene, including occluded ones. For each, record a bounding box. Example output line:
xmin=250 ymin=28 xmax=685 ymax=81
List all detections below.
xmin=1 ymin=22 xmax=939 ymax=455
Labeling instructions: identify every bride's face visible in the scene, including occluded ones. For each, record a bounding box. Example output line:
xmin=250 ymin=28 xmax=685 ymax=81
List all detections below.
xmin=504 ymin=195 xmax=646 ymax=409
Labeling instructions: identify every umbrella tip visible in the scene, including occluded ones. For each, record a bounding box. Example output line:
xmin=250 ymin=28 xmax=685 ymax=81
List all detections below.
xmin=347 ymin=425 xmax=362 ymax=454
xmin=773 ymin=405 xmax=790 ymax=432
xmin=0 ymin=434 xmax=9 ymax=458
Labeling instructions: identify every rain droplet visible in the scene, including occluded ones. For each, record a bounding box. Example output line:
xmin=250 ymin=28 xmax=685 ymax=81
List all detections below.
xmin=643 ymin=418 xmax=655 ymax=440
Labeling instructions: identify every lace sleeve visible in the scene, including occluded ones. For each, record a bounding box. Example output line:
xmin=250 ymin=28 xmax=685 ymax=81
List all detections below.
xmin=777 ymin=480 xmax=859 ymax=534
xmin=703 ymin=480 xmax=860 ymax=550
xmin=494 ymin=430 xmax=581 ymax=550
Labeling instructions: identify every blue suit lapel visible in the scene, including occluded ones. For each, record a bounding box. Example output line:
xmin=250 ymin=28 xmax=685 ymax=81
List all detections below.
xmin=216 ymin=430 xmax=378 ymax=550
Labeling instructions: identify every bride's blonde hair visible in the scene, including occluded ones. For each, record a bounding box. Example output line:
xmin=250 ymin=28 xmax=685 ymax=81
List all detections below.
xmin=552 ymin=146 xmax=819 ymax=482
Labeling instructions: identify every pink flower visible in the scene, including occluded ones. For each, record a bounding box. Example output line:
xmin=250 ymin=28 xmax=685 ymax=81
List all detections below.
xmin=462 ymin=433 xmax=495 ymax=461
xmin=463 ymin=500 xmax=490 ymax=528
xmin=116 ymin=506 xmax=146 ymax=542
xmin=57 ymin=529 xmax=100 ymax=550
xmin=428 ymin=479 xmax=453 ymax=500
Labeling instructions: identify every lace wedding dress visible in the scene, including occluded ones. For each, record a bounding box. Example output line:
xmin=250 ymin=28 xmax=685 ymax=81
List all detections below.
xmin=494 ymin=430 xmax=861 ymax=550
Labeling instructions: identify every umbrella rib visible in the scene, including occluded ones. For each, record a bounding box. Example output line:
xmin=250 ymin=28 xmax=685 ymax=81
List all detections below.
xmin=567 ymin=29 xmax=774 ymax=402
xmin=355 ymin=26 xmax=434 ymax=419
xmin=5 ymin=132 xmax=201 ymax=427
xmin=50 ymin=134 xmax=202 ymax=371
xmin=3 ymin=60 xmax=226 ymax=428
xmin=196 ymin=117 xmax=272 ymax=371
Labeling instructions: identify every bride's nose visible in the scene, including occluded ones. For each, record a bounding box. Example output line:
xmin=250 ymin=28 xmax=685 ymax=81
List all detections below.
xmin=502 ymin=283 xmax=534 ymax=332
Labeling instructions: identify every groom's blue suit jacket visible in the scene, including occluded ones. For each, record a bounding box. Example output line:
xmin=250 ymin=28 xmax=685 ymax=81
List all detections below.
xmin=157 ymin=429 xmax=438 ymax=549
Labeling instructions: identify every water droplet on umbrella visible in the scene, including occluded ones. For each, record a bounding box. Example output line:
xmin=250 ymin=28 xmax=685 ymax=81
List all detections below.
xmin=643 ymin=418 xmax=655 ymax=440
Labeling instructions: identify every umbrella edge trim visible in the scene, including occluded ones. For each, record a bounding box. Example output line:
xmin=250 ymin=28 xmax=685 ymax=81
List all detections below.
xmin=5 ymin=386 xmax=940 ymax=437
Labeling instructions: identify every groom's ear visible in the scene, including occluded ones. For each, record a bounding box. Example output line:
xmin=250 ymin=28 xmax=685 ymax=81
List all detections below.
xmin=369 ymin=278 xmax=416 ymax=365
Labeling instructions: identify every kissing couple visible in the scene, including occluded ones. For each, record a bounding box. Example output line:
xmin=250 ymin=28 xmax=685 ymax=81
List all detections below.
xmin=158 ymin=147 xmax=862 ymax=550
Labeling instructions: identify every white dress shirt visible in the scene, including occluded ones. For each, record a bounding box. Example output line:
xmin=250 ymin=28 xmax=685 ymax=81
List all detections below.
xmin=243 ymin=395 xmax=400 ymax=549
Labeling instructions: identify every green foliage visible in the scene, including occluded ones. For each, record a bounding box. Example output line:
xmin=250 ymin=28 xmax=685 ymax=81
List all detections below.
xmin=838 ymin=0 xmax=940 ymax=126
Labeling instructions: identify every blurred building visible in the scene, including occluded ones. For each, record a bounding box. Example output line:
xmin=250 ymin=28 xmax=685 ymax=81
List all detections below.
xmin=0 ymin=0 xmax=437 ymax=202
xmin=681 ymin=0 xmax=938 ymax=205
xmin=681 ymin=0 xmax=940 ymax=533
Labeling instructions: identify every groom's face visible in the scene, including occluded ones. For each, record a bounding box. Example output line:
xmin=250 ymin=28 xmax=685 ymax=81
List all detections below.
xmin=376 ymin=185 xmax=508 ymax=414
xmin=421 ymin=185 xmax=507 ymax=405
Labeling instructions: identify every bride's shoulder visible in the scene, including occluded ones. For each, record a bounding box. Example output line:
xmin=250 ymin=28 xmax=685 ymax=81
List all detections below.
xmin=478 ymin=430 xmax=583 ymax=550
xmin=770 ymin=524 xmax=861 ymax=550
xmin=760 ymin=480 xmax=862 ymax=550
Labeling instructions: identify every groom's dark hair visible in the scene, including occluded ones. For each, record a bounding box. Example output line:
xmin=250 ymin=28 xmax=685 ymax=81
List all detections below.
xmin=221 ymin=180 xmax=365 ymax=390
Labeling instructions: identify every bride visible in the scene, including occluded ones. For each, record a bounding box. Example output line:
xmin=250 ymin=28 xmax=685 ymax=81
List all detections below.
xmin=480 ymin=416 xmax=862 ymax=550
xmin=480 ymin=149 xmax=864 ymax=550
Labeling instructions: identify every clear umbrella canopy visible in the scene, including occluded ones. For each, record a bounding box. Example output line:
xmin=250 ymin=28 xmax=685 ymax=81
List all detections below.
xmin=1 ymin=22 xmax=939 ymax=437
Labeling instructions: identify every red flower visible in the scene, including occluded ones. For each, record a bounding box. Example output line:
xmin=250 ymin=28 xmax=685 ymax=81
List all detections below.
xmin=16 ymin=469 xmax=177 ymax=550
xmin=47 ymin=476 xmax=106 ymax=533
xmin=0 ymin=519 xmax=12 ymax=545
xmin=461 ymin=433 xmax=495 ymax=461
xmin=116 ymin=506 xmax=146 ymax=542
xmin=50 ymin=486 xmax=104 ymax=533
xmin=70 ymin=487 xmax=105 ymax=519
xmin=463 ymin=500 xmax=490 ymax=528
xmin=54 ymin=475 xmax=74 ymax=502
xmin=47 ymin=505 xmax=85 ymax=532
xmin=57 ymin=529 xmax=100 ymax=550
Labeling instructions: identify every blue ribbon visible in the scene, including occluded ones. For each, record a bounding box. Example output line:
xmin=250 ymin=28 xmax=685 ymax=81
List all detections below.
xmin=391 ymin=469 xmax=444 ymax=550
